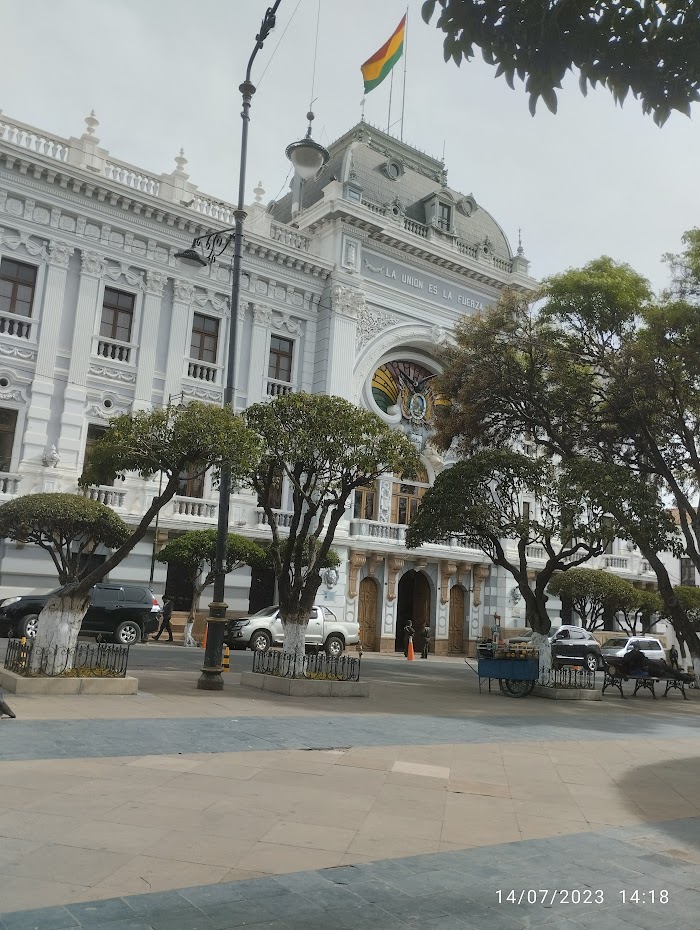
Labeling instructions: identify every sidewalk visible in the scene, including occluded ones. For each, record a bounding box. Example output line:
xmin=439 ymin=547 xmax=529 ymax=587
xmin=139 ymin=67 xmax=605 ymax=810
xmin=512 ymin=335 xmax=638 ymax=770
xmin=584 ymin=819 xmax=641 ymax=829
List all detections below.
xmin=1 ymin=667 xmax=700 ymax=928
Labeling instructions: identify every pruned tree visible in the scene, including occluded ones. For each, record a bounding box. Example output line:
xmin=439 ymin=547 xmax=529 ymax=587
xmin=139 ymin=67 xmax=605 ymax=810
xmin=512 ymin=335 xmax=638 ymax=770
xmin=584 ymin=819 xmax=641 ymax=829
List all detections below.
xmin=156 ymin=530 xmax=266 ymax=644
xmin=547 ymin=567 xmax=639 ymax=631
xmin=245 ymin=392 xmax=420 ymax=663
xmin=405 ymin=449 xmax=618 ymax=673
xmin=0 ymin=401 xmax=260 ymax=666
xmin=618 ymin=589 xmax=664 ymax=637
xmin=422 ymin=0 xmax=700 ymax=125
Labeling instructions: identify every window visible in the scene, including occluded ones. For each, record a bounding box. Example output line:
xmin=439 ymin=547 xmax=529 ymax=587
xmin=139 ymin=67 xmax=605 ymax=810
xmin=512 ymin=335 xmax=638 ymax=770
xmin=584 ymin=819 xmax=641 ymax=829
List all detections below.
xmin=265 ymin=466 xmax=284 ymax=510
xmin=100 ymin=287 xmax=134 ymax=342
xmin=522 ymin=501 xmax=531 ymax=521
xmin=437 ymin=203 xmax=452 ymax=231
xmin=84 ymin=424 xmax=112 ymax=486
xmin=354 ymin=483 xmax=377 ymax=521
xmin=190 ymin=313 xmax=219 ymax=363
xmin=681 ymin=557 xmax=695 ymax=587
xmin=0 ymin=408 xmax=18 ymax=471
xmin=178 ymin=465 xmax=205 ymax=499
xmin=268 ymin=336 xmax=293 ymax=383
xmin=0 ymin=258 xmax=37 ymax=318
xmin=391 ymin=468 xmax=429 ymax=526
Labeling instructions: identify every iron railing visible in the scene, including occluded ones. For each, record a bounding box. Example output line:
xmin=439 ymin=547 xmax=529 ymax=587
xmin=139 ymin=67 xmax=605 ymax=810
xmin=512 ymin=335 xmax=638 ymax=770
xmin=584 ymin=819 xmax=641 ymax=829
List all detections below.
xmin=541 ymin=666 xmax=597 ymax=690
xmin=4 ymin=639 xmax=130 ymax=677
xmin=253 ymin=649 xmax=361 ymax=681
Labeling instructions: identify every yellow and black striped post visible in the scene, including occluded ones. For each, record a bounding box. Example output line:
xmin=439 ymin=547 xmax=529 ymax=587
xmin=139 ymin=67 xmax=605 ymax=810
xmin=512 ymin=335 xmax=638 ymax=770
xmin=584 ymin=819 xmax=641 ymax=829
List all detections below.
xmin=222 ymin=644 xmax=230 ymax=672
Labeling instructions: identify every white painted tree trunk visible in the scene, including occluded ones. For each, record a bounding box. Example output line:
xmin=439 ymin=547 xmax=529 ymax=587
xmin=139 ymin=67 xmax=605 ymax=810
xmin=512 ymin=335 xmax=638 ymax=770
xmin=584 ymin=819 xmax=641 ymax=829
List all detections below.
xmin=693 ymin=655 xmax=700 ymax=688
xmin=281 ymin=620 xmax=307 ymax=675
xmin=31 ymin=595 xmax=90 ymax=674
xmin=183 ymin=620 xmax=197 ymax=647
xmin=530 ymin=631 xmax=552 ymax=684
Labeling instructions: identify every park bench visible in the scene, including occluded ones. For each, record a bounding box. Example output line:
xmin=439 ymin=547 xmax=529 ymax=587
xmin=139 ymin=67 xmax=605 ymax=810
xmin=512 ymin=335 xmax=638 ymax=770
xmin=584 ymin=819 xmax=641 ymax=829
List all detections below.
xmin=602 ymin=667 xmax=691 ymax=700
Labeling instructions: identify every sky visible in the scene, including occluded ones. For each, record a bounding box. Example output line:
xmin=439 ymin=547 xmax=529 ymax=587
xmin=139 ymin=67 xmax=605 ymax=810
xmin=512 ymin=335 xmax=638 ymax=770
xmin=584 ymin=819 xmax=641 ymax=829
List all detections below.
xmin=0 ymin=0 xmax=698 ymax=291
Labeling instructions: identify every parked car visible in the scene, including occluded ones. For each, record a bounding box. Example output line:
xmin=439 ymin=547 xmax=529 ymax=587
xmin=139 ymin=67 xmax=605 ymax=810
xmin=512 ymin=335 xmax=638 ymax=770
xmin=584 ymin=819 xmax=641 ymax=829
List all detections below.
xmin=600 ymin=636 xmax=667 ymax=664
xmin=0 ymin=584 xmax=162 ymax=645
xmin=507 ymin=625 xmax=603 ymax=672
xmin=224 ymin=605 xmax=359 ymax=657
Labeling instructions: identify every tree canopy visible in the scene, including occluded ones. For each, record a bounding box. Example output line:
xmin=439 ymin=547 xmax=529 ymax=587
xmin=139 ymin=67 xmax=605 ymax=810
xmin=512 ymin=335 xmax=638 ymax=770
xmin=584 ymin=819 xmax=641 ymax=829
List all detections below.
xmin=405 ymin=449 xmax=618 ymax=633
xmin=547 ymin=567 xmax=640 ymax=631
xmin=245 ymin=392 xmax=420 ymax=652
xmin=422 ymin=0 xmax=700 ymax=125
xmin=0 ymin=493 xmax=129 ymax=585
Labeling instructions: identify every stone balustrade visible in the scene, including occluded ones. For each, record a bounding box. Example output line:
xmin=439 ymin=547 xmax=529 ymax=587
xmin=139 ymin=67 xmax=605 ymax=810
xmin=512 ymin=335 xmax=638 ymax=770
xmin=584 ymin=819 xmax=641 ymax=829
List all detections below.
xmin=80 ymin=485 xmax=127 ymax=508
xmin=269 ymin=223 xmax=310 ymax=251
xmin=265 ymin=378 xmax=293 ymax=398
xmin=350 ymin=519 xmax=406 ymax=543
xmin=172 ymin=496 xmax=218 ymax=520
xmin=0 ymin=115 xmax=69 ymax=163
xmin=103 ymin=160 xmax=160 ymax=196
xmin=187 ymin=359 xmax=220 ymax=383
xmin=95 ymin=337 xmax=132 ymax=363
xmin=0 ymin=473 xmax=22 ymax=496
xmin=256 ymin=508 xmax=294 ymax=528
xmin=0 ymin=311 xmax=34 ymax=341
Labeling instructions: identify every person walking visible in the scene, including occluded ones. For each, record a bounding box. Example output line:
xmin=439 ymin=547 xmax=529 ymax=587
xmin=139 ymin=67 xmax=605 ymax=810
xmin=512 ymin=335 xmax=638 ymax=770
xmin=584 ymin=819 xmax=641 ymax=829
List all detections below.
xmin=153 ymin=597 xmax=174 ymax=642
xmin=420 ymin=623 xmax=431 ymax=659
xmin=403 ymin=618 xmax=415 ymax=657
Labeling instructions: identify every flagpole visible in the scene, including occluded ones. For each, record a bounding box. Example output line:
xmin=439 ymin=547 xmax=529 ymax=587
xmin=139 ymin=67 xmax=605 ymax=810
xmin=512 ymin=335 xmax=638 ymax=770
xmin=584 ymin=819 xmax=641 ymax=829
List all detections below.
xmin=387 ymin=67 xmax=394 ymax=134
xmin=400 ymin=5 xmax=408 ymax=141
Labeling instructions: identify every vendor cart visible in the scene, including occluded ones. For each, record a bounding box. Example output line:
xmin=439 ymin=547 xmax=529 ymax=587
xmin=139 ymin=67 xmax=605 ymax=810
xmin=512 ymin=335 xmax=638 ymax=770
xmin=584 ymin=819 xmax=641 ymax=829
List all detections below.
xmin=467 ymin=650 xmax=540 ymax=697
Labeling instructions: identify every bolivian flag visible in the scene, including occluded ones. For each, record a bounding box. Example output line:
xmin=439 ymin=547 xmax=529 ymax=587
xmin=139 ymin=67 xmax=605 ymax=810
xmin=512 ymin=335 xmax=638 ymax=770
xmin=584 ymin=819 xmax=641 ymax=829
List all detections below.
xmin=361 ymin=15 xmax=406 ymax=94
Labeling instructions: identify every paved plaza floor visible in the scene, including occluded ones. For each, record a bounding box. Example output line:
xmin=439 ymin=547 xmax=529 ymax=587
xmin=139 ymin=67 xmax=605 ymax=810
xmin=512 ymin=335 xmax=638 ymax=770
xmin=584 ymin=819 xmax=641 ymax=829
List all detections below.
xmin=1 ymin=656 xmax=699 ymax=929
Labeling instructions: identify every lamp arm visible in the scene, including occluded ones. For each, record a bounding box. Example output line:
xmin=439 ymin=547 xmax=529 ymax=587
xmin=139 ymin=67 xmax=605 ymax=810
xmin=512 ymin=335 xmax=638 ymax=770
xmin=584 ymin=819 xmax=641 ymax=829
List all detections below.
xmin=246 ymin=2 xmax=284 ymax=84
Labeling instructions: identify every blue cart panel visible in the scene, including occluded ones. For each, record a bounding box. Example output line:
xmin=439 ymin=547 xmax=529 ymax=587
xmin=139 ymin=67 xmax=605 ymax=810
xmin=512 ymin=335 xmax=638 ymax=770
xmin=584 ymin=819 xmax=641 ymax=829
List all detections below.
xmin=475 ymin=658 xmax=539 ymax=695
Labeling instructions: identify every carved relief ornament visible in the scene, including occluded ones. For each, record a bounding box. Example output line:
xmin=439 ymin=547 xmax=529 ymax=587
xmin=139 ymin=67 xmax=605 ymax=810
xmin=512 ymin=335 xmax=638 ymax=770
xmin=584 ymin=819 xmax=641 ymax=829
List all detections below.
xmin=356 ymin=304 xmax=400 ymax=350
xmin=80 ymin=250 xmax=107 ymax=278
xmin=173 ymin=279 xmax=195 ymax=303
xmin=387 ymin=556 xmax=406 ymax=601
xmin=347 ymin=552 xmax=367 ymax=599
xmin=48 ymin=240 xmax=74 ymax=268
xmin=253 ymin=304 xmax=303 ymax=335
xmin=440 ymin=561 xmax=458 ymax=605
xmin=331 ymin=283 xmax=365 ymax=320
xmin=145 ymin=270 xmax=168 ymax=297
xmin=472 ymin=564 xmax=490 ymax=607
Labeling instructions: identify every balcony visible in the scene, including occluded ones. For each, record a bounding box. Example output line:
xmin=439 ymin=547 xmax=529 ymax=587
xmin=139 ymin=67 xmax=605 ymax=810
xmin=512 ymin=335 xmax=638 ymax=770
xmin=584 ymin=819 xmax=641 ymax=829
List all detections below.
xmin=0 ymin=310 xmax=34 ymax=341
xmin=95 ymin=336 xmax=133 ymax=364
xmin=604 ymin=555 xmax=629 ymax=570
xmin=186 ymin=359 xmax=221 ymax=384
xmin=256 ymin=507 xmax=294 ymax=529
xmin=350 ymin=519 xmax=406 ymax=543
xmin=0 ymin=473 xmax=22 ymax=497
xmin=80 ymin=485 xmax=127 ymax=509
xmin=265 ymin=378 xmax=294 ymax=398
xmin=172 ymin=496 xmax=218 ymax=520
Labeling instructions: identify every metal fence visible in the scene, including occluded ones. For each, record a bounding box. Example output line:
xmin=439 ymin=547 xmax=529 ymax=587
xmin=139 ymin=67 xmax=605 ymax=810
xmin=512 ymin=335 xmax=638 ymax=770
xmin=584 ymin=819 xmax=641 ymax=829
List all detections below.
xmin=4 ymin=638 xmax=130 ymax=678
xmin=253 ymin=649 xmax=361 ymax=681
xmin=541 ymin=666 xmax=597 ymax=690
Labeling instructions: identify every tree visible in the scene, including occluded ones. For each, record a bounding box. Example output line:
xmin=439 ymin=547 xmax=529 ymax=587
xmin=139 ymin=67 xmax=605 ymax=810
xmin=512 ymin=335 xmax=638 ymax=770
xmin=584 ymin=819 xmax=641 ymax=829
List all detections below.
xmin=405 ymin=449 xmax=617 ymax=672
xmin=432 ymin=255 xmax=700 ymax=677
xmin=156 ymin=530 xmax=266 ymax=644
xmin=0 ymin=401 xmax=260 ymax=665
xmin=547 ymin=568 xmax=640 ymax=631
xmin=422 ymin=0 xmax=700 ymax=125
xmin=618 ymin=589 xmax=664 ymax=636
xmin=245 ymin=392 xmax=420 ymax=663
xmin=663 ymin=228 xmax=700 ymax=302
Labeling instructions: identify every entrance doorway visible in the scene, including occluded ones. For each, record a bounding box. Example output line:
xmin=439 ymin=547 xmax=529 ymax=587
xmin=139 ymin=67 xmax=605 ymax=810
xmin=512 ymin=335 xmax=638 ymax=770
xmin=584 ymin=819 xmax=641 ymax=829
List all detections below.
xmin=165 ymin=561 xmax=194 ymax=613
xmin=358 ymin=576 xmax=379 ymax=650
xmin=395 ymin=569 xmax=431 ymax=652
xmin=248 ymin=566 xmax=276 ymax=615
xmin=448 ymin=585 xmax=466 ymax=654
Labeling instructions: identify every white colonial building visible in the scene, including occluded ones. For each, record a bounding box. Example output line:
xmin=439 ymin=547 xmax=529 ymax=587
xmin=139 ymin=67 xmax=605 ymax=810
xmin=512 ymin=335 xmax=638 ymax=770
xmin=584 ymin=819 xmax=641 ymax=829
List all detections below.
xmin=0 ymin=110 xmax=663 ymax=653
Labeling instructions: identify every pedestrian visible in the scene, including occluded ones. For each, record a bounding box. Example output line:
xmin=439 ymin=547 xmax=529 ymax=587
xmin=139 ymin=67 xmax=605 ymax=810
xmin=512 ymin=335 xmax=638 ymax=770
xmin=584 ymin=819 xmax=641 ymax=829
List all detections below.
xmin=403 ymin=618 xmax=415 ymax=657
xmin=670 ymin=644 xmax=680 ymax=670
xmin=421 ymin=623 xmax=431 ymax=659
xmin=153 ymin=597 xmax=174 ymax=642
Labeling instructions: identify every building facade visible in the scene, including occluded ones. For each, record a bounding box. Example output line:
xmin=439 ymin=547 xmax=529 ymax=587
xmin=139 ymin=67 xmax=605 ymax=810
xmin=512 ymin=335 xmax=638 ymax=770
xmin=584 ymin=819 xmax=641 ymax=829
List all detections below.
xmin=0 ymin=111 xmax=664 ymax=652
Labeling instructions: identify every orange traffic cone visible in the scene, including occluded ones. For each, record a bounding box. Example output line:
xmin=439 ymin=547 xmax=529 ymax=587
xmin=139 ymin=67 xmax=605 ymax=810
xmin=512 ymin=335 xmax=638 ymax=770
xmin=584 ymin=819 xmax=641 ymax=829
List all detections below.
xmin=201 ymin=625 xmax=207 ymax=650
xmin=407 ymin=636 xmax=415 ymax=661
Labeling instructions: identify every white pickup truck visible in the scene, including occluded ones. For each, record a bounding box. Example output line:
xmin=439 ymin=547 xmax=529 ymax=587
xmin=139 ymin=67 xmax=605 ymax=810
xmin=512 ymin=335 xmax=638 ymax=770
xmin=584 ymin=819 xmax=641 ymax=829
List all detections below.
xmin=224 ymin=605 xmax=359 ymax=657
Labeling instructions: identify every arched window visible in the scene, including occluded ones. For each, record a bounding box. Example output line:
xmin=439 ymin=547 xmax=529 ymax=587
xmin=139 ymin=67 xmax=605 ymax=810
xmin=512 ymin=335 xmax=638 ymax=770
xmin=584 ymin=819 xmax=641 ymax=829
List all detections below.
xmin=353 ymin=482 xmax=377 ymax=520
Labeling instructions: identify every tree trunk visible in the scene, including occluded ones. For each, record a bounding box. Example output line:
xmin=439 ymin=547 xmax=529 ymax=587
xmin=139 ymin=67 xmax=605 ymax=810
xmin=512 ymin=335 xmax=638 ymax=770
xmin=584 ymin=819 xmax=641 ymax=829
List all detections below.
xmin=530 ymin=631 xmax=552 ymax=681
xmin=281 ymin=617 xmax=307 ymax=674
xmin=32 ymin=594 xmax=90 ymax=674
xmin=183 ymin=620 xmax=197 ymax=647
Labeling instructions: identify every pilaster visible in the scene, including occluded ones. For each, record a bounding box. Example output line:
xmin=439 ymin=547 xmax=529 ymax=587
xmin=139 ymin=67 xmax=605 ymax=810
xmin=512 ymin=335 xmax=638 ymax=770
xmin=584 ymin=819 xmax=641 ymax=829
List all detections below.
xmin=163 ymin=279 xmax=194 ymax=400
xmin=247 ymin=304 xmax=271 ymax=405
xmin=21 ymin=241 xmax=73 ymax=467
xmin=323 ymin=284 xmax=363 ymax=400
xmin=133 ymin=271 xmax=168 ymax=410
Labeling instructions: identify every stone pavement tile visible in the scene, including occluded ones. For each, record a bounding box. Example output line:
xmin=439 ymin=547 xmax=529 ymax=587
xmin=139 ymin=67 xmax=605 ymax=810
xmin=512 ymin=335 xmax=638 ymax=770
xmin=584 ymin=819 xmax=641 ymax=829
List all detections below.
xmin=385 ymin=771 xmax=449 ymax=791
xmin=344 ymin=878 xmax=407 ymax=905
xmin=179 ymin=758 xmax=262 ymax=780
xmin=20 ymin=793 xmax=127 ymax=821
xmin=377 ymin=892 xmax=452 ymax=923
xmin=138 ymin=829 xmax=254 ymax=868
xmin=200 ymin=812 xmax=280 ymax=843
xmin=60 ymin=822 xmax=170 ymax=856
xmin=0 ymin=810 xmax=80 ymax=844
xmin=3 ymin=844 xmax=129 ymax=887
xmin=87 ymin=856 xmax=229 ymax=898
xmin=77 ymin=921 xmax=154 ymax=930
xmin=511 ymin=798 xmax=587 ymax=822
xmin=345 ymin=832 xmax=440 ymax=860
xmin=0 ymin=835 xmax=42 ymax=868
xmin=447 ymin=778 xmax=510 ymax=798
xmin=0 ymin=907 xmax=79 ymax=930
xmin=65 ymin=898 xmax=136 ymax=926
xmin=96 ymin=800 xmax=218 ymax=832
xmin=0 ymin=876 xmax=91 ymax=915
xmin=279 ymin=799 xmax=370 ymax=830
xmin=555 ymin=764 xmax=615 ymax=787
xmin=260 ymin=820 xmax=356 ymax=853
xmin=515 ymin=814 xmax=591 ymax=841
xmin=370 ymin=796 xmax=446 ymax=822
xmin=238 ymin=842 xmax=344 ymax=874
xmin=200 ymin=900 xmax=283 ymax=930
xmin=178 ymin=882 xmax=245 ymax=909
xmin=358 ymin=811 xmax=443 ymax=842
xmin=322 ymin=903 xmax=409 ymax=930
xmin=126 ymin=755 xmax=204 ymax=772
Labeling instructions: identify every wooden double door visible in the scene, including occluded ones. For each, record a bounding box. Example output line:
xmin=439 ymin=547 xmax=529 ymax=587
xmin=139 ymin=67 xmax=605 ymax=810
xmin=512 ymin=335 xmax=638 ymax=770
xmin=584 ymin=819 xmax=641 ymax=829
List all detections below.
xmin=448 ymin=584 xmax=467 ymax=654
xmin=358 ymin=576 xmax=379 ymax=650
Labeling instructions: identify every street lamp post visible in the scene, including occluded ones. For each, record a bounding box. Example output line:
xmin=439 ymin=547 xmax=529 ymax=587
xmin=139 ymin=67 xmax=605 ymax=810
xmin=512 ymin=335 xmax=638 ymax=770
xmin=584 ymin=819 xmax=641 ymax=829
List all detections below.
xmin=176 ymin=2 xmax=329 ymax=690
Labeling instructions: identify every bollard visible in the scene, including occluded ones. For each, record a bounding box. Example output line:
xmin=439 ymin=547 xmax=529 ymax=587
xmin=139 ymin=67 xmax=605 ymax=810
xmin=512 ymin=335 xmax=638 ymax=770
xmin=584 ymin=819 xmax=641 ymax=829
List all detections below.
xmin=222 ymin=644 xmax=230 ymax=672
xmin=407 ymin=636 xmax=415 ymax=661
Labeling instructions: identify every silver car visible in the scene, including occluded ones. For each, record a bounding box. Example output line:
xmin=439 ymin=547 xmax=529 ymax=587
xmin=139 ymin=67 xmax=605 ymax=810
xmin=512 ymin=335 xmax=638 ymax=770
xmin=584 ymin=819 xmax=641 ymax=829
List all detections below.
xmin=601 ymin=636 xmax=666 ymax=663
xmin=224 ymin=605 xmax=359 ymax=657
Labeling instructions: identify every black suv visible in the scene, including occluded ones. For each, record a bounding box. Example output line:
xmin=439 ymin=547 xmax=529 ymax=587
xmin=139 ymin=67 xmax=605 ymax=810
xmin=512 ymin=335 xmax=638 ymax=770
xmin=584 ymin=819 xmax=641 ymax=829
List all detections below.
xmin=0 ymin=584 xmax=161 ymax=645
xmin=507 ymin=625 xmax=603 ymax=672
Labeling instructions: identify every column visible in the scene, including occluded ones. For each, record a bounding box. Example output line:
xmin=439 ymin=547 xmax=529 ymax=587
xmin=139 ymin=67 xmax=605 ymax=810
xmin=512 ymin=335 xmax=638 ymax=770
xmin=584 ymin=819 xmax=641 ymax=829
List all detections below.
xmin=246 ymin=304 xmax=270 ymax=405
xmin=21 ymin=241 xmax=74 ymax=468
xmin=323 ymin=284 xmax=362 ymax=400
xmin=163 ymin=279 xmax=194 ymax=400
xmin=133 ymin=271 xmax=167 ymax=411
xmin=59 ymin=250 xmax=107 ymax=471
